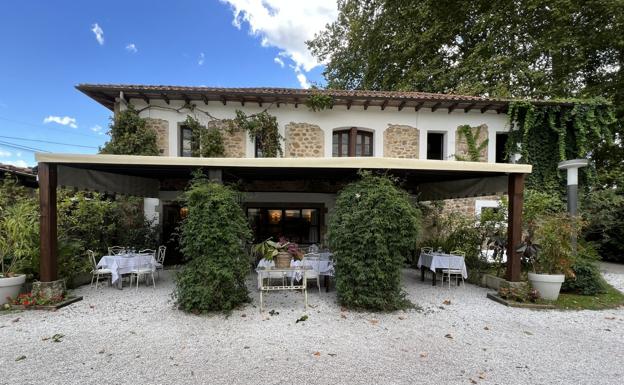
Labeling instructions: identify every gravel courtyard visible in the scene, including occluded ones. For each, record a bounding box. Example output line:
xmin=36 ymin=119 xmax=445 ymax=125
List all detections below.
xmin=1 ymin=269 xmax=623 ymax=385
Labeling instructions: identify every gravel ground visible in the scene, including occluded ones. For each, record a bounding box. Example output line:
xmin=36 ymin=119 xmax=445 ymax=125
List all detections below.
xmin=1 ymin=268 xmax=623 ymax=385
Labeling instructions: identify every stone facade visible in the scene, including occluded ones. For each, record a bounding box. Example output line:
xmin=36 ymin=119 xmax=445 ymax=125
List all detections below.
xmin=455 ymin=124 xmax=488 ymax=162
xmin=440 ymin=194 xmax=502 ymax=217
xmin=207 ymin=120 xmax=246 ymax=158
xmin=383 ymin=124 xmax=419 ymax=158
xmin=145 ymin=118 xmax=169 ymax=156
xmin=284 ymin=122 xmax=324 ymax=157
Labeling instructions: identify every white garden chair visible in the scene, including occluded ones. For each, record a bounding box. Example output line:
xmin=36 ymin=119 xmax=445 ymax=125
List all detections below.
xmin=108 ymin=246 xmax=126 ymax=255
xmin=441 ymin=250 xmax=465 ymax=287
xmin=129 ymin=256 xmax=156 ymax=290
xmin=88 ymin=250 xmax=111 ymax=289
xmin=155 ymin=245 xmax=167 ymax=278
xmin=303 ymin=254 xmax=321 ymax=294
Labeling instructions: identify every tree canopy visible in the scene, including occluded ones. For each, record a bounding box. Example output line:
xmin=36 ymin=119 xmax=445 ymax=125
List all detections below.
xmin=100 ymin=105 xmax=159 ymax=156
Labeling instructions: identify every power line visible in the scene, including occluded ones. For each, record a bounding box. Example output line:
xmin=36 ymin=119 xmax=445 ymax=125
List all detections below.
xmin=0 ymin=140 xmax=50 ymax=153
xmin=0 ymin=115 xmax=104 ymax=139
xmin=0 ymin=135 xmax=98 ymax=149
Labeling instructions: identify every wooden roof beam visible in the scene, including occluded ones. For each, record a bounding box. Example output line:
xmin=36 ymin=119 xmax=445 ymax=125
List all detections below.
xmin=363 ymin=100 xmax=370 ymax=110
xmin=200 ymin=94 xmax=209 ymax=105
xmin=294 ymin=98 xmax=299 ymax=108
xmin=346 ymin=99 xmax=353 ymax=110
xmin=240 ymin=98 xmax=245 ymax=106
xmin=380 ymin=100 xmax=388 ymax=111
xmin=257 ymin=97 xmax=263 ymax=107
xmin=430 ymin=102 xmax=442 ymax=112
xmin=463 ymin=103 xmax=476 ymax=113
xmin=181 ymin=94 xmax=191 ymax=106
xmin=397 ymin=100 xmax=406 ymax=111
xmin=496 ymin=105 xmax=507 ymax=114
xmin=220 ymin=96 xmax=227 ymax=106
xmin=480 ymin=104 xmax=493 ymax=113
xmin=414 ymin=101 xmax=424 ymax=111
xmin=160 ymin=93 xmax=170 ymax=105
xmin=447 ymin=102 xmax=459 ymax=114
xmin=138 ymin=92 xmax=150 ymax=105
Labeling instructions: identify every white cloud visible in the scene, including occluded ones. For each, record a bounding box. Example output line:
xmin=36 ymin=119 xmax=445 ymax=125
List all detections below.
xmin=295 ymin=69 xmax=310 ymax=88
xmin=91 ymin=124 xmax=104 ymax=135
xmin=43 ymin=115 xmax=78 ymax=129
xmin=125 ymin=43 xmax=138 ymax=53
xmin=0 ymin=149 xmax=11 ymax=157
xmin=16 ymin=151 xmax=22 ymax=157
xmin=2 ymin=159 xmax=29 ymax=168
xmin=91 ymin=23 xmax=104 ymax=45
xmin=221 ymin=0 xmax=337 ymax=87
xmin=198 ymin=52 xmax=205 ymax=66
xmin=273 ymin=56 xmax=285 ymax=68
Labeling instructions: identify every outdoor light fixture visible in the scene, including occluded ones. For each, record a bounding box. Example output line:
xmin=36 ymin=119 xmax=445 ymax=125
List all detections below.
xmin=557 ymin=159 xmax=589 ymax=216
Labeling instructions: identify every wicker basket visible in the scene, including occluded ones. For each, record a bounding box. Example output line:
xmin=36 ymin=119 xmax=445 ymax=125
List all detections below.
xmin=274 ymin=251 xmax=292 ymax=268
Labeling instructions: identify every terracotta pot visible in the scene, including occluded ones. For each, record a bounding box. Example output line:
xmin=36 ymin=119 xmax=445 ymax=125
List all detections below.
xmin=274 ymin=252 xmax=292 ymax=268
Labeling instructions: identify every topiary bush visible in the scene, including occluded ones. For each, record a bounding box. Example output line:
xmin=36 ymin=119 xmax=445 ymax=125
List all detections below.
xmin=174 ymin=172 xmax=252 ymax=313
xmin=328 ymin=172 xmax=421 ymax=311
xmin=562 ymin=247 xmax=608 ymax=296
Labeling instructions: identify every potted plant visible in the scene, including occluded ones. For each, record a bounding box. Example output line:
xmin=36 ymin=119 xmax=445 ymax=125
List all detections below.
xmin=253 ymin=237 xmax=303 ymax=268
xmin=0 ymin=200 xmax=38 ymax=305
xmin=517 ymin=214 xmax=575 ymax=300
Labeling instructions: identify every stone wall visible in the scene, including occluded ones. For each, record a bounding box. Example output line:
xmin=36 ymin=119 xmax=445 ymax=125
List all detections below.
xmin=284 ymin=122 xmax=324 ymax=157
xmin=439 ymin=194 xmax=502 ymax=217
xmin=383 ymin=124 xmax=419 ymax=158
xmin=207 ymin=120 xmax=246 ymax=158
xmin=145 ymin=118 xmax=169 ymax=156
xmin=455 ymin=124 xmax=488 ymax=162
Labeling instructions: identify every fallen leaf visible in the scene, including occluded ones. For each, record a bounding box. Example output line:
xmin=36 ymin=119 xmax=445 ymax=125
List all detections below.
xmin=443 ymin=299 xmax=451 ymax=305
xmin=243 ymin=346 xmax=250 ymax=349
xmin=523 ymin=331 xmax=533 ymax=336
xmin=11 ymin=317 xmax=20 ymax=323
xmin=340 ymin=313 xmax=347 ymax=319
xmin=419 ymin=352 xmax=428 ymax=358
xmin=269 ymin=310 xmax=279 ymax=316
xmin=605 ymin=316 xmax=615 ymax=320
xmin=51 ymin=333 xmax=64 ymax=343
xmin=98 ymin=349 xmax=105 ymax=354
xmin=483 ymin=326 xmax=489 ymax=331
xmin=15 ymin=355 xmax=26 ymax=362
xmin=295 ymin=315 xmax=308 ymax=323
xmin=89 ymin=304 xmax=95 ymax=309
xmin=369 ymin=319 xmax=379 ymax=325
xmin=340 ymin=306 xmax=348 ymax=312
xmin=328 ymin=353 xmax=337 ymax=357
xmin=469 ymin=378 xmax=477 ymax=384
xmin=398 ymin=316 xmax=406 ymax=320
xmin=240 ymin=314 xmax=246 ymax=318
xmin=478 ymin=372 xmax=486 ymax=379
xmin=313 ymin=351 xmax=321 ymax=357
xmin=444 ymin=334 xmax=453 ymax=339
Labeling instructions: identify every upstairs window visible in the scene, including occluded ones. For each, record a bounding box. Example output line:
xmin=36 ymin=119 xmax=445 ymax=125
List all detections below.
xmin=495 ymin=133 xmax=509 ymax=163
xmin=426 ymin=132 xmax=445 ymax=160
xmin=332 ymin=128 xmax=373 ymax=157
xmin=254 ymin=135 xmax=264 ymax=158
xmin=180 ymin=126 xmax=193 ymax=157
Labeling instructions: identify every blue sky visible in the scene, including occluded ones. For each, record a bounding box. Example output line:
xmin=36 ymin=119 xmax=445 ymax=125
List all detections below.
xmin=0 ymin=0 xmax=337 ymax=167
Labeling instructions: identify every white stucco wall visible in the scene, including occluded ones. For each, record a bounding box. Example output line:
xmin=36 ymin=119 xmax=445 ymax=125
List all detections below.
xmin=130 ymin=99 xmax=511 ymax=163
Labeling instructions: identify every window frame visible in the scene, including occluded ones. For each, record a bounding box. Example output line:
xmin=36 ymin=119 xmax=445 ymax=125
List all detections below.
xmin=332 ymin=127 xmax=373 ymax=157
xmin=179 ymin=125 xmax=193 ymax=157
xmin=426 ymin=131 xmax=445 ymax=160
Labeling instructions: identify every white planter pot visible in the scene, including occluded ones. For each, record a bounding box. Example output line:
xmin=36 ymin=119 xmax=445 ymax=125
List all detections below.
xmin=528 ymin=272 xmax=565 ymax=301
xmin=0 ymin=274 xmax=26 ymax=305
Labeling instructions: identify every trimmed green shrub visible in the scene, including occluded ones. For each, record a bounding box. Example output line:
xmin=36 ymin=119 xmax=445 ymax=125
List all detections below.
xmin=328 ymin=172 xmax=421 ymax=311
xmin=562 ymin=247 xmax=608 ymax=295
xmin=582 ymin=188 xmax=624 ymax=263
xmin=174 ymin=173 xmax=251 ymax=313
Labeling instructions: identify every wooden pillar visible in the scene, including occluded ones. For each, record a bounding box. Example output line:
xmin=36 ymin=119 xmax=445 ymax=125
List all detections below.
xmin=505 ymin=173 xmax=524 ymax=282
xmin=39 ymin=163 xmax=58 ymax=282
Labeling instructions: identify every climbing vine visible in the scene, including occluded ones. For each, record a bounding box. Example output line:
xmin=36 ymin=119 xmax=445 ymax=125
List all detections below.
xmin=506 ymin=99 xmax=615 ymax=192
xmin=183 ymin=116 xmax=225 ymax=157
xmin=455 ymin=125 xmax=488 ymax=162
xmin=305 ymin=93 xmax=334 ymax=111
xmin=232 ymin=110 xmax=283 ymax=157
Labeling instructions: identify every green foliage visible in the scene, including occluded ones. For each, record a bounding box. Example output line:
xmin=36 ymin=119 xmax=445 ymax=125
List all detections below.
xmin=233 ymin=110 xmax=283 ymax=157
xmin=174 ymin=172 xmax=252 ymax=313
xmin=0 ymin=199 xmax=38 ymax=276
xmin=183 ymin=116 xmax=225 ymax=157
xmin=582 ymin=187 xmax=624 ymax=263
xmin=455 ymin=125 xmax=488 ymax=162
xmin=498 ymin=284 xmax=540 ymax=303
xmin=562 ymin=249 xmax=607 ymax=296
xmin=523 ymin=189 xmax=566 ymax=236
xmin=100 ymin=105 xmax=159 ymax=156
xmin=527 ymin=214 xmax=576 ymax=275
xmin=305 ymin=94 xmax=334 ymax=111
xmin=328 ymin=172 xmax=421 ymax=311
xmin=507 ymin=101 xmax=615 ymax=191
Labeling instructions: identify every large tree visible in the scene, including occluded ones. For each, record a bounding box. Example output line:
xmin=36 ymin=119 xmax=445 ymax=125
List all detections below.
xmin=100 ymin=105 xmax=159 ymax=156
xmin=309 ymin=0 xmax=624 ymax=102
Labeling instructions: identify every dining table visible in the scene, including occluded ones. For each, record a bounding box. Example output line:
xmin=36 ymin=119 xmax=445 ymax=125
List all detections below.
xmin=417 ymin=252 xmax=468 ymax=286
xmin=97 ymin=252 xmax=156 ymax=289
xmin=256 ymin=253 xmax=334 ymax=290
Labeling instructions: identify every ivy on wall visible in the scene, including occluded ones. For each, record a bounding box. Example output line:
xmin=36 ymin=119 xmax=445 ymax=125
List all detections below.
xmin=232 ymin=110 xmax=283 ymax=157
xmin=305 ymin=94 xmax=334 ymax=111
xmin=455 ymin=124 xmax=488 ymax=162
xmin=506 ymin=99 xmax=616 ymax=192
xmin=183 ymin=115 xmax=225 ymax=157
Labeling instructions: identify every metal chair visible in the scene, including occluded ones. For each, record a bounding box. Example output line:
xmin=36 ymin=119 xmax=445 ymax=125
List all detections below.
xmin=108 ymin=246 xmax=126 ymax=255
xmin=129 ymin=255 xmax=156 ymax=290
xmin=441 ymin=250 xmax=465 ymax=287
xmin=88 ymin=250 xmax=112 ymax=289
xmin=303 ymin=254 xmax=321 ymax=294
xmin=155 ymin=246 xmax=167 ymax=278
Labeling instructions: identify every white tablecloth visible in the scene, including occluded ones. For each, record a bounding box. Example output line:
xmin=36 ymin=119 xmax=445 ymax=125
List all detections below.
xmin=256 ymin=256 xmax=334 ymax=289
xmin=417 ymin=252 xmax=468 ymax=278
xmin=97 ymin=253 xmax=156 ymax=283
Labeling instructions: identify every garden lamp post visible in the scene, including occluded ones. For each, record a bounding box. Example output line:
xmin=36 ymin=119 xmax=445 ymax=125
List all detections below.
xmin=558 ymin=159 xmax=588 ymax=253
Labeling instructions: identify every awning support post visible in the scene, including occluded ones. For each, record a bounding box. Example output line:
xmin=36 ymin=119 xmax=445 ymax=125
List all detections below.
xmin=39 ymin=163 xmax=58 ymax=282
xmin=505 ymin=173 xmax=524 ymax=282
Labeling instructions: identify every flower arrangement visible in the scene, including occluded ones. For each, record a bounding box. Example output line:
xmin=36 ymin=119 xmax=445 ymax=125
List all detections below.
xmin=253 ymin=237 xmax=304 ymax=261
